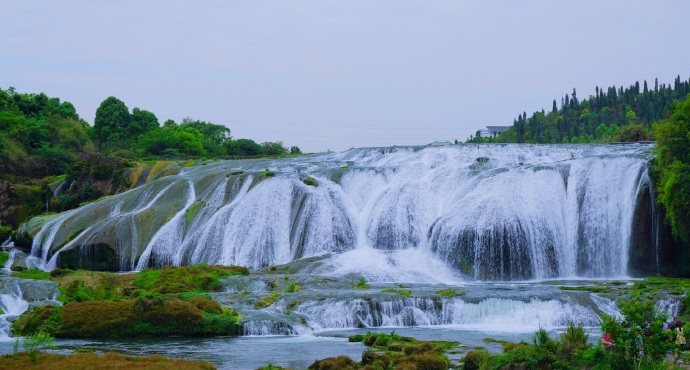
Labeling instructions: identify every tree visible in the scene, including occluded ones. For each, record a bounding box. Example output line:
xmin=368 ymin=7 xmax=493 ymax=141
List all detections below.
xmin=600 ymin=299 xmax=668 ymax=369
xmin=653 ymin=94 xmax=690 ymax=242
xmin=225 ymin=138 xmax=264 ymax=156
xmin=130 ymin=108 xmax=159 ymax=137
xmin=261 ymin=141 xmax=288 ymax=156
xmin=179 ymin=118 xmax=231 ymax=156
xmin=93 ymin=96 xmax=130 ymax=145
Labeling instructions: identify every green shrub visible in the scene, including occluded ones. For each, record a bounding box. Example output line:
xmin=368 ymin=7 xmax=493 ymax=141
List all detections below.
xmin=284 ymin=282 xmax=302 ymax=293
xmin=381 ymin=288 xmax=411 ymax=297
xmin=22 ymin=332 xmax=56 ymax=364
xmin=189 ymin=296 xmax=223 ymax=314
xmin=0 ymin=251 xmax=9 ymax=267
xmin=91 ymin=163 xmax=114 ymax=180
xmin=462 ymin=351 xmax=486 ymax=370
xmin=354 ymin=277 xmax=370 ymax=289
xmin=12 ymin=306 xmax=63 ymax=335
xmin=0 ymin=225 xmax=12 ymax=242
xmin=393 ymin=353 xmax=449 ymax=370
xmin=435 ymin=288 xmax=465 ymax=298
xmin=133 ymin=263 xmax=248 ymax=294
xmin=308 ymin=355 xmax=357 ymax=370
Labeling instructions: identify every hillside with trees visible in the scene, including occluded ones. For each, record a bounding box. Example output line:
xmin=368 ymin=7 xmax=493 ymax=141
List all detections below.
xmin=0 ymin=88 xmax=302 ymax=236
xmin=468 ymin=75 xmax=690 ymax=144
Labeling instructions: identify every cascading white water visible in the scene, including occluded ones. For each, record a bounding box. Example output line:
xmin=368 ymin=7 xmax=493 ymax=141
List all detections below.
xmin=0 ymin=283 xmax=29 ymax=340
xmin=241 ymin=294 xmax=607 ymax=335
xmin=27 ymin=144 xmax=655 ymax=281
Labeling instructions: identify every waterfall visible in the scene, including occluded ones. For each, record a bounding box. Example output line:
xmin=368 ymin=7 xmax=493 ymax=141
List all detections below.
xmin=293 ymin=296 xmax=601 ymax=332
xmin=236 ymin=294 xmax=608 ymax=336
xmin=26 ymin=144 xmax=656 ymax=280
xmin=0 ymin=282 xmax=29 ymax=340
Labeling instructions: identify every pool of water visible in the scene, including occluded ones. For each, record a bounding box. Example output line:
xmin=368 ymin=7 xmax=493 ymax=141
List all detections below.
xmin=0 ymin=326 xmax=602 ymax=369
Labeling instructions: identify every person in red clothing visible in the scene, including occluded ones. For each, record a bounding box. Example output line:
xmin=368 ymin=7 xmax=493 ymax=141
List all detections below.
xmin=602 ymin=332 xmax=613 ymax=352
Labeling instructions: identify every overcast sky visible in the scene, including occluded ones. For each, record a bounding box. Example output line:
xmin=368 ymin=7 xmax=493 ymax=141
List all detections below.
xmin=2 ymin=1 xmax=689 ymax=152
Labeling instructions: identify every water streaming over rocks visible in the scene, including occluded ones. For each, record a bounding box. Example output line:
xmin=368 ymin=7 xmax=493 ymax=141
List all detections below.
xmin=23 ymin=144 xmax=655 ymax=281
xmin=12 ymin=143 xmax=670 ymax=340
xmin=0 ymin=268 xmax=60 ymax=339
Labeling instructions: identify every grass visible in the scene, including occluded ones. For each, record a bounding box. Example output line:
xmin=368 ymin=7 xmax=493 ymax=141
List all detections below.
xmin=558 ymin=286 xmax=610 ymax=293
xmin=255 ymin=292 xmax=282 ymax=309
xmin=133 ymin=263 xmax=249 ymax=294
xmin=11 ymin=268 xmax=52 ymax=280
xmin=145 ymin=161 xmax=175 ymax=182
xmin=354 ymin=277 xmax=370 ymax=290
xmin=185 ymin=201 xmax=205 ymax=224
xmin=0 ymin=352 xmax=216 ymax=369
xmin=284 ymin=282 xmax=302 ymax=293
xmin=381 ymin=288 xmax=411 ymax=297
xmin=435 ymin=288 xmax=465 ymax=298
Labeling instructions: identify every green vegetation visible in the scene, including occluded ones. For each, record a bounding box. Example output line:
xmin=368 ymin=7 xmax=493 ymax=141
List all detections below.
xmin=133 ymin=263 xmax=249 ymax=294
xmin=21 ymin=332 xmax=56 ymax=364
xmin=558 ymin=285 xmax=610 ymax=293
xmin=325 ymin=331 xmax=456 ymax=370
xmin=284 ymin=282 xmax=302 ymax=293
xmin=11 ymin=268 xmax=52 ymax=280
xmin=354 ymin=277 xmax=371 ymax=290
xmin=462 ymin=300 xmax=677 ymax=370
xmin=469 ymin=76 xmax=689 ymax=144
xmin=255 ymin=292 xmax=282 ymax=309
xmin=303 ymin=177 xmax=318 ymax=187
xmin=435 ymin=288 xmax=465 ymax=298
xmin=0 ymin=351 xmax=216 ymax=369
xmin=653 ymin=94 xmax=690 ymax=243
xmin=261 ymin=168 xmax=276 ymax=177
xmin=12 ymin=264 xmax=246 ymax=338
xmin=0 ymin=87 xmax=302 ymax=231
xmin=381 ymin=288 xmax=411 ymax=297
xmin=0 ymin=251 xmax=8 ymax=267
xmin=0 ymin=226 xmax=12 ymax=241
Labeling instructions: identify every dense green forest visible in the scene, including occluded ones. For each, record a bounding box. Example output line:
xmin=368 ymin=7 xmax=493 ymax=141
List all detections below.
xmin=0 ymin=89 xmax=301 ymax=178
xmin=468 ymin=75 xmax=690 ymax=144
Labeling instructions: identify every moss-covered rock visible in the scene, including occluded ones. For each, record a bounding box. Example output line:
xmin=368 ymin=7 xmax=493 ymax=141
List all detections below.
xmin=308 ymin=356 xmax=357 ymax=370
xmin=13 ymin=296 xmax=238 ymax=338
xmin=133 ymin=264 xmax=249 ymax=294
xmin=303 ymin=177 xmax=318 ymax=187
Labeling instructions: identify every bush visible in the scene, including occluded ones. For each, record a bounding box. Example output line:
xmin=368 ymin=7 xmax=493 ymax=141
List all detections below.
xmin=189 ymin=296 xmax=222 ymax=314
xmin=0 ymin=251 xmax=8 ymax=268
xmin=91 ymin=163 xmax=114 ymax=180
xmin=308 ymin=355 xmax=357 ymax=370
xmin=462 ymin=351 xmax=486 ymax=370
xmin=0 ymin=225 xmax=12 ymax=242
xmin=393 ymin=353 xmax=449 ymax=370
xmin=22 ymin=332 xmax=56 ymax=364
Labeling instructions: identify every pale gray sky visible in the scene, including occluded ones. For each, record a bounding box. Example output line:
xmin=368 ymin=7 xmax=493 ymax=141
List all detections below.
xmin=2 ymin=1 xmax=689 ymax=152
